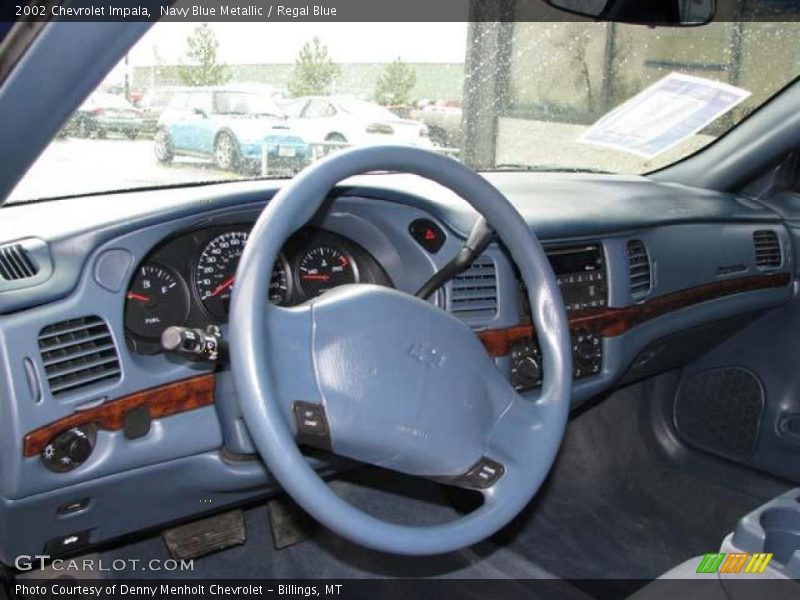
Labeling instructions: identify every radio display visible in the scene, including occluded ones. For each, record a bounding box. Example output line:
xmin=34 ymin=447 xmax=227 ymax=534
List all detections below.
xmin=547 ymin=245 xmax=603 ymax=275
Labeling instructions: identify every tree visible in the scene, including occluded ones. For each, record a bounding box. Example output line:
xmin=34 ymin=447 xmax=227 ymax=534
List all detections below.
xmin=288 ymin=38 xmax=341 ymax=97
xmin=552 ymin=23 xmax=631 ymax=117
xmin=177 ymin=23 xmax=229 ymax=87
xmin=553 ymin=25 xmax=597 ymax=114
xmin=374 ymin=58 xmax=417 ymax=106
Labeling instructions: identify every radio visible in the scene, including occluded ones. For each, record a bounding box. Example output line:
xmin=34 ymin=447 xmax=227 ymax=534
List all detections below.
xmin=548 ymin=244 xmax=607 ymax=312
xmin=511 ymin=244 xmax=606 ymax=391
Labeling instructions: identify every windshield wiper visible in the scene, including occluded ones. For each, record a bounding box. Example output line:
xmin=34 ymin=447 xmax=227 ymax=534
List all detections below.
xmin=492 ymin=163 xmax=614 ymax=174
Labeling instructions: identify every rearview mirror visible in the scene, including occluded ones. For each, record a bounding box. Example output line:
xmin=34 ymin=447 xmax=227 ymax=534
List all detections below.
xmin=545 ymin=0 xmax=715 ymax=25
xmin=193 ymin=107 xmax=208 ymax=118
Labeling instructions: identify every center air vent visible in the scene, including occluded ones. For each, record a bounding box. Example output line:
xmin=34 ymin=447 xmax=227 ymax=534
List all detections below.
xmin=38 ymin=316 xmax=121 ymax=397
xmin=450 ymin=256 xmax=498 ymax=326
xmin=753 ymin=230 xmax=782 ymax=268
xmin=627 ymin=239 xmax=652 ymax=299
xmin=0 ymin=243 xmax=38 ymax=281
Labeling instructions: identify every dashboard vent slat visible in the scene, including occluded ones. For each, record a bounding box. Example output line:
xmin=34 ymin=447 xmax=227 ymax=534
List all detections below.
xmin=753 ymin=230 xmax=782 ymax=268
xmin=0 ymin=243 xmax=38 ymax=281
xmin=451 ymin=256 xmax=498 ymax=327
xmin=38 ymin=316 xmax=121 ymax=397
xmin=627 ymin=240 xmax=652 ymax=299
xmin=41 ymin=342 xmax=117 ymax=368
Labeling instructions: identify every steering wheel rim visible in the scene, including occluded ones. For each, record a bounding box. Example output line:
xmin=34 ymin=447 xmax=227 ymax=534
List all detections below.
xmin=229 ymin=146 xmax=572 ymax=555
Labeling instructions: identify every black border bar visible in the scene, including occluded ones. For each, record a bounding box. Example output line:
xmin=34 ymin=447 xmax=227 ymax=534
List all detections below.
xmin=4 ymin=0 xmax=800 ymax=23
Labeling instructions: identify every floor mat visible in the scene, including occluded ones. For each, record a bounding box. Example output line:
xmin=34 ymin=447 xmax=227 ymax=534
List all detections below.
xmin=79 ymin=472 xmax=592 ymax=599
xmin=95 ymin=470 xmax=563 ymax=580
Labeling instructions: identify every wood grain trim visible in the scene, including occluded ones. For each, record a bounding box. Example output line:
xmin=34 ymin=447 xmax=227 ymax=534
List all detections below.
xmin=478 ymin=273 xmax=791 ymax=357
xmin=23 ymin=374 xmax=216 ymax=457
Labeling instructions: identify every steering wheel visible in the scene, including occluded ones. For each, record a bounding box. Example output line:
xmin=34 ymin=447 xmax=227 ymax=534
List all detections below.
xmin=229 ymin=146 xmax=572 ymax=555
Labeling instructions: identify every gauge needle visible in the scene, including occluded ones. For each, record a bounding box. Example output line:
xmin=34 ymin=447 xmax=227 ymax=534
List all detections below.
xmin=301 ymin=274 xmax=330 ymax=281
xmin=210 ymin=276 xmax=236 ymax=297
xmin=126 ymin=292 xmax=152 ymax=303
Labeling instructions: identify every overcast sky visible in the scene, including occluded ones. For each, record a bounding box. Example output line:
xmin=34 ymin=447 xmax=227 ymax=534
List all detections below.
xmin=128 ymin=22 xmax=470 ymax=66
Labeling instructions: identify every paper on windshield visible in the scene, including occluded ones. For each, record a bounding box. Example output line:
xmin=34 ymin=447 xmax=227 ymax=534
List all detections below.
xmin=578 ymin=73 xmax=751 ymax=159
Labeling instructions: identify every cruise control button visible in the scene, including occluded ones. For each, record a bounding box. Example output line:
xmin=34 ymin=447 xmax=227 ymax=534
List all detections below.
xmin=458 ymin=457 xmax=505 ymax=489
xmin=292 ymin=401 xmax=331 ymax=451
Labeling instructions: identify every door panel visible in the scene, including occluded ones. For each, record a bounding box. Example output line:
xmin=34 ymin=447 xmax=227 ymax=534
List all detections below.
xmin=676 ymin=277 xmax=800 ymax=483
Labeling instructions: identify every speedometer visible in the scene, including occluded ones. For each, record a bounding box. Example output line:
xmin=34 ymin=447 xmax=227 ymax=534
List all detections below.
xmin=195 ymin=231 xmax=291 ymax=320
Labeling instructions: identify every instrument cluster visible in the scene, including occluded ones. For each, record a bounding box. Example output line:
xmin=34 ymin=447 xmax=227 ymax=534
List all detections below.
xmin=124 ymin=224 xmax=391 ymax=354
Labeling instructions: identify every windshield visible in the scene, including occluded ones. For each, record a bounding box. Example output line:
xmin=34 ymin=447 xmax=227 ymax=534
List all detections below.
xmin=9 ymin=21 xmax=800 ymax=203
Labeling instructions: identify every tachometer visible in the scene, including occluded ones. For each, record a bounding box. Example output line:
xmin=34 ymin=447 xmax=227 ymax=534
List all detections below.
xmin=125 ymin=263 xmax=190 ymax=340
xmin=297 ymin=245 xmax=358 ymax=298
xmin=195 ymin=231 xmax=291 ymax=319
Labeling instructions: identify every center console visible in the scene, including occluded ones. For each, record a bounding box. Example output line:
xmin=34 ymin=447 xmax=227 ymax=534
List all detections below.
xmin=510 ymin=243 xmax=607 ymax=391
xmin=720 ymin=488 xmax=800 ymax=578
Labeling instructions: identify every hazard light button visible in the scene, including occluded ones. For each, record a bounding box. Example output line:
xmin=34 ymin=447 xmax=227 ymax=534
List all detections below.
xmin=409 ymin=218 xmax=446 ymax=254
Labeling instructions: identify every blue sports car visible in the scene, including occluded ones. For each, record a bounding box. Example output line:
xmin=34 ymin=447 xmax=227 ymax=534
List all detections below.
xmin=154 ymin=87 xmax=311 ymax=173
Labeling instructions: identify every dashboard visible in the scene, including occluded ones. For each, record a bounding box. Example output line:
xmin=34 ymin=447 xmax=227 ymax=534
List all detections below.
xmin=123 ymin=224 xmax=391 ymax=353
xmin=0 ymin=171 xmax=796 ymax=563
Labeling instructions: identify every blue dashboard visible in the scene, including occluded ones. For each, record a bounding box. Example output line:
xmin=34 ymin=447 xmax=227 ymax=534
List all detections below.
xmin=0 ymin=171 xmax=795 ymax=563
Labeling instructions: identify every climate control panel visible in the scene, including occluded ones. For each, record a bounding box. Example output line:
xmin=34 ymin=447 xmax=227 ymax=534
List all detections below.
xmin=510 ymin=328 xmax=603 ymax=391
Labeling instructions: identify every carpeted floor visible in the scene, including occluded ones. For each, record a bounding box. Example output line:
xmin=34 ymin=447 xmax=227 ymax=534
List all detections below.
xmin=487 ymin=382 xmax=789 ymax=596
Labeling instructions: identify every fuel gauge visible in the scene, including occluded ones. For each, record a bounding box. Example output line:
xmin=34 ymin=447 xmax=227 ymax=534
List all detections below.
xmin=124 ymin=263 xmax=190 ymax=340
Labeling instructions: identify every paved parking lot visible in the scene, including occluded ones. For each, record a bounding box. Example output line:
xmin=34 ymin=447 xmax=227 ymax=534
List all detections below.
xmin=9 ymin=137 xmax=239 ymax=203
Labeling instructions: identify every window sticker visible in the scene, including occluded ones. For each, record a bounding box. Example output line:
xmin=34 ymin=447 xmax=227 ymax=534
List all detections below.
xmin=578 ymin=73 xmax=751 ymax=159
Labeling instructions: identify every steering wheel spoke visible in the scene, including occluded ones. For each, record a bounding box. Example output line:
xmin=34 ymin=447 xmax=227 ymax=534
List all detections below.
xmin=481 ymin=388 xmax=568 ymax=503
xmin=265 ymin=301 xmax=349 ymax=450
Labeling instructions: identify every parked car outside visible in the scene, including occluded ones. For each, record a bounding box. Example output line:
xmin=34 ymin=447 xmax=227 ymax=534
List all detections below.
xmin=137 ymin=87 xmax=187 ymax=136
xmin=154 ymin=87 xmax=312 ymax=173
xmin=411 ymin=100 xmax=463 ymax=148
xmin=63 ymin=92 xmax=143 ymax=139
xmin=283 ymin=96 xmax=433 ymax=151
xmin=104 ymin=83 xmax=145 ymax=105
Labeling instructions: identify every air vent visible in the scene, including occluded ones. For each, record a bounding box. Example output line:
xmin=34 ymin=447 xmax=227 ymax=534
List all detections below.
xmin=627 ymin=240 xmax=652 ymax=299
xmin=38 ymin=316 xmax=121 ymax=397
xmin=753 ymin=230 xmax=782 ymax=268
xmin=450 ymin=256 xmax=498 ymax=326
xmin=0 ymin=243 xmax=38 ymax=281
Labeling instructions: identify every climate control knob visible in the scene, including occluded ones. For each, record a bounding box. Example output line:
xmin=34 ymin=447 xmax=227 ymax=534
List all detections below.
xmin=510 ymin=341 xmax=542 ymax=391
xmin=572 ymin=328 xmax=602 ymax=377
xmin=575 ymin=339 xmax=598 ymax=364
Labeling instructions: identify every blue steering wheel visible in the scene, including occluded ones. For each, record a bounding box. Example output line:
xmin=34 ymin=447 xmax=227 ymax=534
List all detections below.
xmin=229 ymin=146 xmax=572 ymax=555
